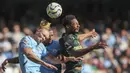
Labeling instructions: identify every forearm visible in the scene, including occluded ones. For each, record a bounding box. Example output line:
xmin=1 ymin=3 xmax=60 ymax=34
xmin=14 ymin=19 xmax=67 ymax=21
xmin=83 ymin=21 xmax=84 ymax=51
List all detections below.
xmin=26 ymin=53 xmax=46 ymax=66
xmin=78 ymin=34 xmax=89 ymax=41
xmin=7 ymin=57 xmax=19 ymax=63
xmin=64 ymin=57 xmax=75 ymax=62
xmin=56 ymin=55 xmax=75 ymax=63
xmin=70 ymin=45 xmax=95 ymax=57
xmin=45 ymin=54 xmax=62 ymax=64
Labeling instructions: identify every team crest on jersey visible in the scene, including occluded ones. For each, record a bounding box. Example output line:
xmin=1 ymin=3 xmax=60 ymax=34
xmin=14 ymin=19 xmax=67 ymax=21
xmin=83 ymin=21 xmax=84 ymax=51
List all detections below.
xmin=23 ymin=40 xmax=28 ymax=44
xmin=52 ymin=49 xmax=57 ymax=53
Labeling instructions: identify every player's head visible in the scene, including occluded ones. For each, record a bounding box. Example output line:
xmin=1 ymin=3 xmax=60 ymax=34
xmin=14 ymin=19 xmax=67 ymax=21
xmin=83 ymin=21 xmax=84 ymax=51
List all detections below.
xmin=35 ymin=28 xmax=50 ymax=43
xmin=40 ymin=19 xmax=51 ymax=30
xmin=38 ymin=19 xmax=54 ymax=44
xmin=62 ymin=15 xmax=80 ymax=33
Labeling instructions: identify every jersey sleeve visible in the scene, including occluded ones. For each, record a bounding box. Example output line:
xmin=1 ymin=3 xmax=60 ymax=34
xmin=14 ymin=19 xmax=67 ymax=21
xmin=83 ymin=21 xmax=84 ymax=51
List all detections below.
xmin=20 ymin=37 xmax=32 ymax=50
xmin=61 ymin=34 xmax=75 ymax=51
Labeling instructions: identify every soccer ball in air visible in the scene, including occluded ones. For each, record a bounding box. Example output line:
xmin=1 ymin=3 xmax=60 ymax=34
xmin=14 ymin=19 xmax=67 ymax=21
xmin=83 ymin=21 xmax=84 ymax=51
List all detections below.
xmin=46 ymin=2 xmax=62 ymax=18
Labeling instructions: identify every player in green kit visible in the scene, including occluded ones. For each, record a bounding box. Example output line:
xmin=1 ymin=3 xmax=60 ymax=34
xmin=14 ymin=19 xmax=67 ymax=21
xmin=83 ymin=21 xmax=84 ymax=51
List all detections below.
xmin=59 ymin=15 xmax=107 ymax=73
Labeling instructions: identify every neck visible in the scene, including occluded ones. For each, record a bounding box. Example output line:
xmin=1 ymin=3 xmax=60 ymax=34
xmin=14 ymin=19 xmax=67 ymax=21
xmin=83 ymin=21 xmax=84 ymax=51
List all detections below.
xmin=66 ymin=30 xmax=77 ymax=34
xmin=66 ymin=29 xmax=72 ymax=34
xmin=31 ymin=34 xmax=39 ymax=43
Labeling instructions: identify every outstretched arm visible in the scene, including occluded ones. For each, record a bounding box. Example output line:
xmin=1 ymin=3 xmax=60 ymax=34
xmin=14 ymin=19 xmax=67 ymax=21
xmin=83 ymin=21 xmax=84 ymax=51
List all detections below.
xmin=2 ymin=57 xmax=19 ymax=71
xmin=7 ymin=57 xmax=19 ymax=63
xmin=69 ymin=42 xmax=106 ymax=57
xmin=57 ymin=55 xmax=83 ymax=62
xmin=44 ymin=54 xmax=83 ymax=64
xmin=60 ymin=35 xmax=107 ymax=57
xmin=78 ymin=29 xmax=97 ymax=41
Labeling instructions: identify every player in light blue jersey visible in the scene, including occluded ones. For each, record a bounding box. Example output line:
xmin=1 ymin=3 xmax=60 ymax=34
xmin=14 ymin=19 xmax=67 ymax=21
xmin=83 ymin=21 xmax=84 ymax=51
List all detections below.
xmin=19 ymin=28 xmax=62 ymax=73
xmin=1 ymin=28 xmax=62 ymax=73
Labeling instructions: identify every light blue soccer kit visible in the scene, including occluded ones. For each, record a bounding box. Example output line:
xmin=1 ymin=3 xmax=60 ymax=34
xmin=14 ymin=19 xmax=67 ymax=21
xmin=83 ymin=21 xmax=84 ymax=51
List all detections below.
xmin=18 ymin=36 xmax=48 ymax=73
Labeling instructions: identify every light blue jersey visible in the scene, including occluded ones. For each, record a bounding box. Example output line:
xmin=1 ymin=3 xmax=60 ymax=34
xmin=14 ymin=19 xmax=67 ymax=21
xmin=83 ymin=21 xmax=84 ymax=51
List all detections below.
xmin=40 ymin=40 xmax=61 ymax=73
xmin=18 ymin=36 xmax=48 ymax=73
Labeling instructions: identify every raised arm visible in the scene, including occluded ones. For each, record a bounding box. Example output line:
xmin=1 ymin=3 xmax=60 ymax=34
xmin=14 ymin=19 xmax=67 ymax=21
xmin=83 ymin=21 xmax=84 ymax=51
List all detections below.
xmin=78 ymin=29 xmax=97 ymax=41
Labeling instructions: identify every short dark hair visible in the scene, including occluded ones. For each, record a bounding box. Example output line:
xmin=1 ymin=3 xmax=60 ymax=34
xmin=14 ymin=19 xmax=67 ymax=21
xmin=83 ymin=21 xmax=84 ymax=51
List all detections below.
xmin=62 ymin=15 xmax=76 ymax=27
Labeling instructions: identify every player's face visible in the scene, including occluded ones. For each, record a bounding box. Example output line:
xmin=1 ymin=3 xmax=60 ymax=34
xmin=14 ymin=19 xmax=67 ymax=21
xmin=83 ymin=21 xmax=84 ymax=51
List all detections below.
xmin=70 ymin=19 xmax=80 ymax=32
xmin=36 ymin=28 xmax=50 ymax=42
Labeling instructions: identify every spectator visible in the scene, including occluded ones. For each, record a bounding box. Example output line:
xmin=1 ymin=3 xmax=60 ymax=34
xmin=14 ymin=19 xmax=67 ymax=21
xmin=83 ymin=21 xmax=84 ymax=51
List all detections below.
xmin=119 ymin=29 xmax=129 ymax=51
xmin=2 ymin=27 xmax=12 ymax=39
xmin=12 ymin=23 xmax=24 ymax=49
xmin=102 ymin=28 xmax=116 ymax=48
xmin=23 ymin=27 xmax=33 ymax=36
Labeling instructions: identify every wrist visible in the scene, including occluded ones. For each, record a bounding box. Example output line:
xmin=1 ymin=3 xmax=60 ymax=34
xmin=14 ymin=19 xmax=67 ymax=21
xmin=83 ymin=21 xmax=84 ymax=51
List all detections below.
xmin=41 ymin=61 xmax=47 ymax=66
xmin=85 ymin=33 xmax=90 ymax=38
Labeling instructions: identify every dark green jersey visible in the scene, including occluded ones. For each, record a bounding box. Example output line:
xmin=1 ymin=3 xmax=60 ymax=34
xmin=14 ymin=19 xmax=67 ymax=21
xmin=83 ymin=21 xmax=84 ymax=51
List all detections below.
xmin=59 ymin=33 xmax=83 ymax=73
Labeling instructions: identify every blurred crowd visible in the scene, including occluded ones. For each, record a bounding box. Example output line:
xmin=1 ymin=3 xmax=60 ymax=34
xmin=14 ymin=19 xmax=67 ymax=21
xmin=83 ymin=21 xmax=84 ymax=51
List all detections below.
xmin=81 ymin=19 xmax=130 ymax=73
xmin=0 ymin=17 xmax=130 ymax=73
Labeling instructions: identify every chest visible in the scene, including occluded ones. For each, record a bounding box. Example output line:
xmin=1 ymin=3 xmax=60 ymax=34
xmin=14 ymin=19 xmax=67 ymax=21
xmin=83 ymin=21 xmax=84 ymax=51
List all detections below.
xmin=71 ymin=35 xmax=83 ymax=50
xmin=46 ymin=43 xmax=60 ymax=56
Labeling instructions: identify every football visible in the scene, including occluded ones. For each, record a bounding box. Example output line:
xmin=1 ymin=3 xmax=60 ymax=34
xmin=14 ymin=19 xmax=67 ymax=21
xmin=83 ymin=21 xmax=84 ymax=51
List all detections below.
xmin=46 ymin=2 xmax=62 ymax=18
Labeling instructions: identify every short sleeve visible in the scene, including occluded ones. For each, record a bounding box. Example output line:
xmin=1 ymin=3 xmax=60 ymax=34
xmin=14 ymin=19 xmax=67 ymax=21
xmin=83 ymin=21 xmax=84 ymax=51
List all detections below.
xmin=62 ymin=34 xmax=74 ymax=51
xmin=20 ymin=37 xmax=32 ymax=50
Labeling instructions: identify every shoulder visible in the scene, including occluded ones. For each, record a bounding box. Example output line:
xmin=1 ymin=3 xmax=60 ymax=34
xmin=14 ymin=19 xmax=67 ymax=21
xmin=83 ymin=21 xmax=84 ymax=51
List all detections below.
xmin=63 ymin=33 xmax=74 ymax=40
xmin=21 ymin=36 xmax=30 ymax=41
xmin=59 ymin=33 xmax=74 ymax=44
xmin=20 ymin=36 xmax=32 ymax=44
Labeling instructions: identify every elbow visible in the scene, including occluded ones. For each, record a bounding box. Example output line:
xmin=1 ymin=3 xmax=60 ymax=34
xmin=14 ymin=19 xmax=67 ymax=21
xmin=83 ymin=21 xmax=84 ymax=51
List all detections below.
xmin=26 ymin=53 xmax=33 ymax=60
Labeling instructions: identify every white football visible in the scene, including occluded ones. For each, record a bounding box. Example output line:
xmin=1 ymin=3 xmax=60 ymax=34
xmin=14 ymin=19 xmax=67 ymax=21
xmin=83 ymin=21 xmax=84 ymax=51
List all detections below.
xmin=46 ymin=2 xmax=62 ymax=18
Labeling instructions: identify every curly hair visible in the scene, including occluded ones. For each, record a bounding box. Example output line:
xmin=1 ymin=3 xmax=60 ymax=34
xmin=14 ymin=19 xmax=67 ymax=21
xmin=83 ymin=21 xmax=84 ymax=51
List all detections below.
xmin=62 ymin=15 xmax=76 ymax=28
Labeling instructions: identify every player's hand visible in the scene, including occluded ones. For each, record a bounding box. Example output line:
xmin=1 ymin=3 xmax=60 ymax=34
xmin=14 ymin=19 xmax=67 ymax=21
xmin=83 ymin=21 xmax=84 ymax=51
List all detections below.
xmin=88 ymin=29 xmax=98 ymax=38
xmin=93 ymin=42 xmax=107 ymax=49
xmin=1 ymin=59 xmax=8 ymax=72
xmin=44 ymin=63 xmax=58 ymax=70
